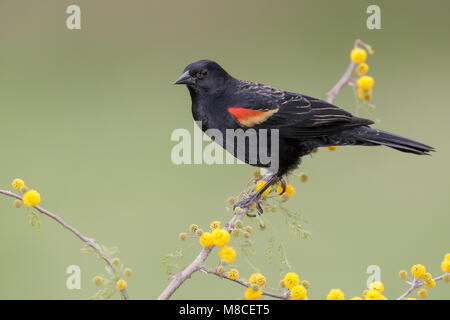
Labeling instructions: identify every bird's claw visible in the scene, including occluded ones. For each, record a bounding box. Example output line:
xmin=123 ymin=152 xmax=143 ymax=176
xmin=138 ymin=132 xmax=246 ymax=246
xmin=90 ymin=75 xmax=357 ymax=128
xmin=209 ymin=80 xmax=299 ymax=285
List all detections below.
xmin=233 ymin=195 xmax=263 ymax=217
xmin=277 ymin=178 xmax=287 ymax=195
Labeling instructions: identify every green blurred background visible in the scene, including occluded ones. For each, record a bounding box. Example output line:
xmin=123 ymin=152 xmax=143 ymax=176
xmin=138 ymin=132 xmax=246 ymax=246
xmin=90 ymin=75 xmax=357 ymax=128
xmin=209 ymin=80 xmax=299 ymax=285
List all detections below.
xmin=0 ymin=0 xmax=449 ymax=299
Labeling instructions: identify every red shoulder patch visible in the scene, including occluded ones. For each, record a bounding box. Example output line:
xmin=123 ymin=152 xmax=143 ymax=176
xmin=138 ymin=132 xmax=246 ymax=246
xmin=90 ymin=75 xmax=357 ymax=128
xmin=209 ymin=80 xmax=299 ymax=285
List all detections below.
xmin=228 ymin=106 xmax=278 ymax=127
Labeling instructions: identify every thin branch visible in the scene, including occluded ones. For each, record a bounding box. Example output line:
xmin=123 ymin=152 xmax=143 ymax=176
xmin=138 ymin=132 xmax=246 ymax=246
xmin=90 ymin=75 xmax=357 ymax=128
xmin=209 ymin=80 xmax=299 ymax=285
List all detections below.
xmin=0 ymin=189 xmax=129 ymax=300
xmin=157 ymin=208 xmax=248 ymax=300
xmin=199 ymin=266 xmax=290 ymax=300
xmin=397 ymin=274 xmax=446 ymax=300
xmin=326 ymin=39 xmax=363 ymax=104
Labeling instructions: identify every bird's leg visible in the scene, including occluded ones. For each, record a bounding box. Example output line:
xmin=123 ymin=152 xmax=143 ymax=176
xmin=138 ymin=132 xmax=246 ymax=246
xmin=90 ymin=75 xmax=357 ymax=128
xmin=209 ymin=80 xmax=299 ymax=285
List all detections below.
xmin=234 ymin=174 xmax=280 ymax=216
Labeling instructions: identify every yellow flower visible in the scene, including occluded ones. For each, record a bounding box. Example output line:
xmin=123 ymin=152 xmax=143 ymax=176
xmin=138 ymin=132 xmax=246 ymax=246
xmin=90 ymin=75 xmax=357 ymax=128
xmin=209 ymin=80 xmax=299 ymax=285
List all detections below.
xmin=350 ymin=296 xmax=362 ymax=300
xmin=424 ymin=279 xmax=436 ymax=289
xmin=210 ymin=221 xmax=221 ymax=230
xmin=328 ymin=146 xmax=338 ymax=151
xmin=411 ymin=264 xmax=426 ymax=278
xmin=290 ymin=285 xmax=308 ymax=300
xmin=357 ymin=75 xmax=375 ymax=90
xmin=445 ymin=253 xmax=450 ymax=261
xmin=356 ymin=62 xmax=370 ymax=76
xmin=399 ymin=270 xmax=408 ymax=279
xmin=12 ymin=178 xmax=25 ymax=190
xmin=116 ymin=279 xmax=127 ymax=291
xmin=369 ymin=281 xmax=384 ymax=293
xmin=357 ymin=87 xmax=372 ymax=101
xmin=124 ymin=268 xmax=133 ymax=277
xmin=407 ymin=298 xmax=416 ymax=300
xmin=219 ymin=246 xmax=236 ymax=264
xmin=327 ymin=289 xmax=344 ymax=300
xmin=276 ymin=183 xmax=295 ymax=197
xmin=441 ymin=260 xmax=450 ymax=273
xmin=350 ymin=47 xmax=367 ymax=63
xmin=13 ymin=199 xmax=22 ymax=208
xmin=417 ymin=288 xmax=427 ymax=298
xmin=249 ymin=273 xmax=266 ymax=287
xmin=421 ymin=272 xmax=432 ymax=282
xmin=255 ymin=180 xmax=271 ymax=197
xmin=22 ymin=190 xmax=41 ymax=207
xmin=298 ymin=172 xmax=308 ymax=182
xmin=212 ymin=229 xmax=230 ymax=247
xmin=283 ymin=272 xmax=300 ymax=289
xmin=227 ymin=268 xmax=239 ymax=280
xmin=112 ymin=257 xmax=120 ymax=266
xmin=93 ymin=276 xmax=103 ymax=286
xmin=364 ymin=289 xmax=387 ymax=300
xmin=244 ymin=286 xmax=262 ymax=300
xmin=189 ymin=224 xmax=199 ymax=233
xmin=199 ymin=232 xmax=214 ymax=247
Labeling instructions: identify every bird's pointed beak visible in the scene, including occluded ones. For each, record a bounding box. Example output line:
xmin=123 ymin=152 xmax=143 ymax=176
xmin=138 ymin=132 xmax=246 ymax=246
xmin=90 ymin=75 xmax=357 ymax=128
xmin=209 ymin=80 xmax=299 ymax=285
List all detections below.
xmin=173 ymin=71 xmax=195 ymax=85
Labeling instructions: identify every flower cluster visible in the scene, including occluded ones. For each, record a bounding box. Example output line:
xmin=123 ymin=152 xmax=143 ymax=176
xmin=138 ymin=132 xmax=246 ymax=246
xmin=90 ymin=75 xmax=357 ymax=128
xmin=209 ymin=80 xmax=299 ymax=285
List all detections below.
xmin=92 ymin=255 xmax=132 ymax=298
xmin=245 ymin=272 xmax=267 ymax=300
xmin=11 ymin=178 xmax=41 ymax=208
xmin=281 ymin=272 xmax=308 ymax=300
xmin=350 ymin=46 xmax=375 ymax=102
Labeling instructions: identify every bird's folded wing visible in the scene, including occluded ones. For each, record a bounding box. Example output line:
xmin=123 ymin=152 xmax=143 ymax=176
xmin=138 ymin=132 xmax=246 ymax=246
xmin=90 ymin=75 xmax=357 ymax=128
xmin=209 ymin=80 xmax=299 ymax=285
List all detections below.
xmin=229 ymin=86 xmax=373 ymax=137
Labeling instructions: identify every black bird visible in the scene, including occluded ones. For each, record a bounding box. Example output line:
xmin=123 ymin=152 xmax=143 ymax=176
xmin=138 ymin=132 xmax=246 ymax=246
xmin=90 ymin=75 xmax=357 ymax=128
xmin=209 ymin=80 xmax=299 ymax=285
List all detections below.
xmin=174 ymin=60 xmax=434 ymax=213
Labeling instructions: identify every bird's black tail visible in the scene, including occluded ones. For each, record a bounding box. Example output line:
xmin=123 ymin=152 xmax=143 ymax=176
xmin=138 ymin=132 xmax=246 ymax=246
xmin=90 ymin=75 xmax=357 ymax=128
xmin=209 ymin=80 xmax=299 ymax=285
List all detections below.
xmin=354 ymin=127 xmax=435 ymax=155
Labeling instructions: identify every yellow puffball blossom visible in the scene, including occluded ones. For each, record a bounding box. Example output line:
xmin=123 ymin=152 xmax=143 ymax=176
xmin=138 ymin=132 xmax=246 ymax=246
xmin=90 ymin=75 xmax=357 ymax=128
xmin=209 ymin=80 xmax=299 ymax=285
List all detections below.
xmin=425 ymin=279 xmax=436 ymax=289
xmin=276 ymin=183 xmax=295 ymax=197
xmin=369 ymin=281 xmax=384 ymax=293
xmin=283 ymin=272 xmax=300 ymax=289
xmin=22 ymin=190 xmax=41 ymax=207
xmin=441 ymin=260 xmax=450 ymax=273
xmin=298 ymin=172 xmax=308 ymax=182
xmin=422 ymin=272 xmax=432 ymax=282
xmin=328 ymin=146 xmax=338 ymax=151
xmin=399 ymin=270 xmax=408 ymax=279
xmin=93 ymin=276 xmax=103 ymax=286
xmin=116 ymin=279 xmax=127 ymax=291
xmin=358 ymin=87 xmax=372 ymax=101
xmin=12 ymin=178 xmax=25 ymax=190
xmin=13 ymin=199 xmax=22 ymax=208
xmin=199 ymin=232 xmax=214 ymax=247
xmin=411 ymin=264 xmax=426 ymax=278
xmin=189 ymin=224 xmax=199 ymax=233
xmin=249 ymin=273 xmax=266 ymax=287
xmin=350 ymin=296 xmax=363 ymax=300
xmin=212 ymin=229 xmax=230 ymax=247
xmin=445 ymin=253 xmax=450 ymax=261
xmin=255 ymin=180 xmax=271 ymax=197
xmin=356 ymin=62 xmax=370 ymax=76
xmin=327 ymin=289 xmax=344 ymax=300
xmin=219 ymin=246 xmax=236 ymax=264
xmin=290 ymin=285 xmax=308 ymax=300
xmin=210 ymin=221 xmax=221 ymax=230
xmin=124 ymin=268 xmax=133 ymax=277
xmin=112 ymin=257 xmax=120 ymax=266
xmin=417 ymin=288 xmax=427 ymax=298
xmin=227 ymin=268 xmax=239 ymax=281
xmin=364 ymin=289 xmax=387 ymax=300
xmin=350 ymin=47 xmax=367 ymax=63
xmin=244 ymin=286 xmax=262 ymax=300
xmin=357 ymin=75 xmax=375 ymax=90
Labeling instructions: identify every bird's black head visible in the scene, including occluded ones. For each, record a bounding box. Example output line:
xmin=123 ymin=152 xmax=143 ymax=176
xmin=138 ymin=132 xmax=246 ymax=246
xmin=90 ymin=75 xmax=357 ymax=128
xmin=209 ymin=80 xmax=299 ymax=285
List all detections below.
xmin=173 ymin=60 xmax=231 ymax=93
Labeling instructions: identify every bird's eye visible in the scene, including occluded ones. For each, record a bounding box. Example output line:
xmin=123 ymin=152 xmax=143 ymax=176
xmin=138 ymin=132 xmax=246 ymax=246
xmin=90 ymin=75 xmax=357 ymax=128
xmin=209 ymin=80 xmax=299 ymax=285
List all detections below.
xmin=196 ymin=70 xmax=208 ymax=79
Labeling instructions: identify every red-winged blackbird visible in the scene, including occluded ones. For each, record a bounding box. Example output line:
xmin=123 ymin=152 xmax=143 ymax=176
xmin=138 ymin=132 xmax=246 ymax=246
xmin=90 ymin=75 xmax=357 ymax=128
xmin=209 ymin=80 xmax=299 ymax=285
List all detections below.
xmin=174 ymin=60 xmax=434 ymax=214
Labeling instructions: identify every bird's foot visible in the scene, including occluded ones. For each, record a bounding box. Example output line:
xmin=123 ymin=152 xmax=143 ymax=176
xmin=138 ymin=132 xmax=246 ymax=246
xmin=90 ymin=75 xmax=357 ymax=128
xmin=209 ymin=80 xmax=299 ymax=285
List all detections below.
xmin=277 ymin=178 xmax=287 ymax=195
xmin=233 ymin=194 xmax=263 ymax=217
